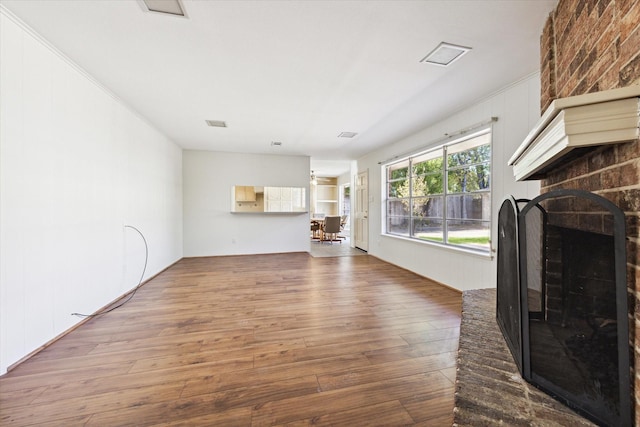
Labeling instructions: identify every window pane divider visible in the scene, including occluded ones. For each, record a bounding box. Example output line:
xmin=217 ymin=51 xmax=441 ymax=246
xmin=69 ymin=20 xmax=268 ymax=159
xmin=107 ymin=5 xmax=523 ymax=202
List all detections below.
xmin=443 ymin=146 xmax=449 ymax=244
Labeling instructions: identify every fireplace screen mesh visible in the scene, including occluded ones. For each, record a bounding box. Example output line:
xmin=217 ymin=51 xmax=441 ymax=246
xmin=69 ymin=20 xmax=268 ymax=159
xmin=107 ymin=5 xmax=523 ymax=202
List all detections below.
xmin=496 ymin=197 xmax=523 ymax=372
xmin=497 ymin=189 xmax=631 ymax=427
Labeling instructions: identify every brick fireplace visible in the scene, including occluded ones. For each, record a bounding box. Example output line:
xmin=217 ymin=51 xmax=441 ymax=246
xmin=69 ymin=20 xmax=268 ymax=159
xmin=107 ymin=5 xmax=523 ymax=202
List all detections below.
xmin=537 ymin=0 xmax=640 ymax=424
xmin=454 ymin=1 xmax=640 ymax=425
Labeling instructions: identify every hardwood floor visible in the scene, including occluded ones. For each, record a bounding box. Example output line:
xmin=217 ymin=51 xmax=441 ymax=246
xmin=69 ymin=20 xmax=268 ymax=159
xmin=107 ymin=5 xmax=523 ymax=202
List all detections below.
xmin=0 ymin=253 xmax=462 ymax=426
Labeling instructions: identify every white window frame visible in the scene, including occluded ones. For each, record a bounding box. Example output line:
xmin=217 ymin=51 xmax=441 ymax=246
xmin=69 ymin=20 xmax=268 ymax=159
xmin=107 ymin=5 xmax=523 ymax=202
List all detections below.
xmin=383 ymin=128 xmax=492 ymax=254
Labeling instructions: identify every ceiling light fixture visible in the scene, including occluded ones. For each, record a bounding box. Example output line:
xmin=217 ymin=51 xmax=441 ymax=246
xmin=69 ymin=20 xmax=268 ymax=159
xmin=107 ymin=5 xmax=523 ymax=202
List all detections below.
xmin=205 ymin=120 xmax=227 ymax=128
xmin=138 ymin=0 xmax=187 ymax=17
xmin=421 ymin=42 xmax=471 ymax=66
xmin=338 ymin=132 xmax=358 ymax=138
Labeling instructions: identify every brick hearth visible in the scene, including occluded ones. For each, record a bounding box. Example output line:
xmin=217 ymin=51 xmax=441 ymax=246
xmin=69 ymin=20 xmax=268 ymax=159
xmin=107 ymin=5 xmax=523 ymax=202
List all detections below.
xmin=453 ymin=288 xmax=596 ymax=426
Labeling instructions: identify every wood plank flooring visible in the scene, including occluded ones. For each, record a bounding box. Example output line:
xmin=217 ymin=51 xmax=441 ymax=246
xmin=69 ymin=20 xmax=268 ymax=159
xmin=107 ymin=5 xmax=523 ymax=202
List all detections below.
xmin=0 ymin=253 xmax=462 ymax=426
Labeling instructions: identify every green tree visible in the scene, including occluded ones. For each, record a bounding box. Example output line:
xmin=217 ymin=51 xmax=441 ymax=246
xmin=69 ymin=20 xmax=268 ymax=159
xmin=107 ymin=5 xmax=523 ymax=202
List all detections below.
xmin=447 ymin=144 xmax=490 ymax=193
xmin=447 ymin=144 xmax=490 ymax=222
xmin=413 ymin=157 xmax=443 ymax=196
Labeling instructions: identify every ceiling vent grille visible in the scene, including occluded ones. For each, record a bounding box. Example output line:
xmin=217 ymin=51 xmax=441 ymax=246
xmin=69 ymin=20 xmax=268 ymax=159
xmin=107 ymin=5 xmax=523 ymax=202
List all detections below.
xmin=205 ymin=120 xmax=227 ymax=128
xmin=421 ymin=42 xmax=471 ymax=66
xmin=138 ymin=0 xmax=187 ymax=17
xmin=338 ymin=132 xmax=358 ymax=138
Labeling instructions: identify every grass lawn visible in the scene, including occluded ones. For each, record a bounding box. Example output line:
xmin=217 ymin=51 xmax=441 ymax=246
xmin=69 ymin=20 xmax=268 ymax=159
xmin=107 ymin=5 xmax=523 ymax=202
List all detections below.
xmin=420 ymin=235 xmax=490 ymax=245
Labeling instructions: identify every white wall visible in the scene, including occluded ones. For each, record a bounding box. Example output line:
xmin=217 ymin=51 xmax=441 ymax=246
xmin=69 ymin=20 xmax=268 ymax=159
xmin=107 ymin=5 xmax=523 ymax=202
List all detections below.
xmin=357 ymin=74 xmax=542 ymax=291
xmin=337 ymin=171 xmax=351 ymax=188
xmin=0 ymin=11 xmax=183 ymax=373
xmin=336 ymin=170 xmax=352 ymax=236
xmin=183 ymin=151 xmax=310 ymax=256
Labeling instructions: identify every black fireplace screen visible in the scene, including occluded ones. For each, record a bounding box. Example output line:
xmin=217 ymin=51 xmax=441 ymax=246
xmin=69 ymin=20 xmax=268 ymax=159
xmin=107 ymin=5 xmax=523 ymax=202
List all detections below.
xmin=496 ymin=197 xmax=524 ymax=373
xmin=497 ymin=189 xmax=631 ymax=427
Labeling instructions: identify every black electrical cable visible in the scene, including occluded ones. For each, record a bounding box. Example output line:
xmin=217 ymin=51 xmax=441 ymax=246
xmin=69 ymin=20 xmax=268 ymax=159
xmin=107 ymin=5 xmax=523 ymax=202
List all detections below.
xmin=71 ymin=225 xmax=148 ymax=318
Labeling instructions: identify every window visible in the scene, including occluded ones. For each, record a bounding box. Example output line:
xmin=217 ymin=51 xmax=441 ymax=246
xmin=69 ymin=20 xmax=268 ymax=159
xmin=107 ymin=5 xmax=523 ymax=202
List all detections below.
xmin=385 ymin=129 xmax=491 ymax=253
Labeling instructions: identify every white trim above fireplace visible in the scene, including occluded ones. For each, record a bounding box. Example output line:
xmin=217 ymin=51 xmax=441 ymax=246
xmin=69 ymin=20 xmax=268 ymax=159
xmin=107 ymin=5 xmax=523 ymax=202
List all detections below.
xmin=509 ymin=86 xmax=640 ymax=181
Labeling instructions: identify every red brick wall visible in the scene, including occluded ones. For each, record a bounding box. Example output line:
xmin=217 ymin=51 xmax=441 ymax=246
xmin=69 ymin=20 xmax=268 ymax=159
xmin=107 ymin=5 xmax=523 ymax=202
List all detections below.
xmin=541 ymin=0 xmax=640 ymax=111
xmin=539 ymin=0 xmax=640 ymax=423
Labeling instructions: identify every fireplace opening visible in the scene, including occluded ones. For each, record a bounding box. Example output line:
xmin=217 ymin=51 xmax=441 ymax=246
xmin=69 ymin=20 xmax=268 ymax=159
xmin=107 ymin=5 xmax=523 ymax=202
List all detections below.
xmin=497 ymin=189 xmax=631 ymax=427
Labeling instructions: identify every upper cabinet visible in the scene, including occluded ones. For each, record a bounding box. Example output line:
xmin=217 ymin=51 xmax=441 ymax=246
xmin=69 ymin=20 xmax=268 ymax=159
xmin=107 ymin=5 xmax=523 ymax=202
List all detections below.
xmin=235 ymin=185 xmax=256 ymax=202
xmin=231 ymin=186 xmax=307 ymax=213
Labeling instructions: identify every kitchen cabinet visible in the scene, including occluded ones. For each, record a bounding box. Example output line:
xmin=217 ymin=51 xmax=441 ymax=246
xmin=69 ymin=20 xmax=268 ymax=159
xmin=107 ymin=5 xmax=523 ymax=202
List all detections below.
xmin=235 ymin=186 xmax=256 ymax=202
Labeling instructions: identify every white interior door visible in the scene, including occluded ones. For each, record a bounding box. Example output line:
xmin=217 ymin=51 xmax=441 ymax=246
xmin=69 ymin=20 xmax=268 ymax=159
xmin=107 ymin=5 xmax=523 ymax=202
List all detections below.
xmin=354 ymin=170 xmax=369 ymax=251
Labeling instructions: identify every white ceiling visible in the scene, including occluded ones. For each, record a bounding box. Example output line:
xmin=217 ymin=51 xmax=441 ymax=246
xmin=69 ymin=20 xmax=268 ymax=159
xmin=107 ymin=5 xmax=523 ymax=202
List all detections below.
xmin=1 ymin=0 xmax=556 ymax=177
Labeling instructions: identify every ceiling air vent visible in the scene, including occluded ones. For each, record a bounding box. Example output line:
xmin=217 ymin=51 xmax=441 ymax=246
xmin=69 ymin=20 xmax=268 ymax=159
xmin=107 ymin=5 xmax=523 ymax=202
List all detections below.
xmin=138 ymin=0 xmax=187 ymax=17
xmin=421 ymin=42 xmax=471 ymax=66
xmin=338 ymin=132 xmax=358 ymax=138
xmin=205 ymin=120 xmax=227 ymax=128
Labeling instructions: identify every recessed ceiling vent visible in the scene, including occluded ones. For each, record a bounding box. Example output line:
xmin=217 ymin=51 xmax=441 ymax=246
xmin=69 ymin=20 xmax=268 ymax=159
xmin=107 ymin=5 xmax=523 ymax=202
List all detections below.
xmin=338 ymin=132 xmax=358 ymax=138
xmin=421 ymin=42 xmax=471 ymax=66
xmin=205 ymin=120 xmax=227 ymax=128
xmin=270 ymin=141 xmax=283 ymax=147
xmin=138 ymin=0 xmax=187 ymax=17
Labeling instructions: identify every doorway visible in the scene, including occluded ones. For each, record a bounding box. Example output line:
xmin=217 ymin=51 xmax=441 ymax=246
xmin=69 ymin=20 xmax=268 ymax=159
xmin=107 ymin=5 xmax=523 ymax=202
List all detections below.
xmin=340 ymin=183 xmax=351 ymax=237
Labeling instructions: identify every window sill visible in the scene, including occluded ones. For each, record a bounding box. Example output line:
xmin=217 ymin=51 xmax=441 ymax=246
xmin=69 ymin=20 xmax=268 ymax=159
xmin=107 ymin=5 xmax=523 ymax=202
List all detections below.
xmin=381 ymin=233 xmax=494 ymax=260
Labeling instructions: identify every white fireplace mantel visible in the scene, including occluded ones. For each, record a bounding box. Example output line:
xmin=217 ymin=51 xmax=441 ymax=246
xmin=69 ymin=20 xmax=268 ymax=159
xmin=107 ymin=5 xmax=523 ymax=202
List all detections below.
xmin=508 ymin=86 xmax=640 ymax=181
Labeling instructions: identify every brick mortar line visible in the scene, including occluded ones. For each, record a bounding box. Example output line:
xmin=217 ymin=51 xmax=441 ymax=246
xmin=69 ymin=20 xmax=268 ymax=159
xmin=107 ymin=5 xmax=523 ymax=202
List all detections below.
xmin=588 ymin=6 xmax=617 ymax=54
xmin=542 ymin=164 xmax=640 ymax=192
xmin=581 ymin=154 xmax=638 ymax=177
xmin=619 ymin=49 xmax=640 ymax=71
xmin=541 ymin=141 xmax=640 ymax=185
xmin=541 ymin=186 xmax=640 ymax=200
xmin=551 ymin=11 xmax=558 ymax=103
xmin=597 ymin=186 xmax=640 ymax=195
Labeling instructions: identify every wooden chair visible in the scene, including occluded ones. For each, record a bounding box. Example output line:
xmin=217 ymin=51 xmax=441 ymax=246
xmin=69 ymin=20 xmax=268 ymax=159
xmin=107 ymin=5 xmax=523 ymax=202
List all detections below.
xmin=340 ymin=215 xmax=348 ymax=229
xmin=310 ymin=220 xmax=321 ymax=240
xmin=338 ymin=214 xmax=348 ymax=239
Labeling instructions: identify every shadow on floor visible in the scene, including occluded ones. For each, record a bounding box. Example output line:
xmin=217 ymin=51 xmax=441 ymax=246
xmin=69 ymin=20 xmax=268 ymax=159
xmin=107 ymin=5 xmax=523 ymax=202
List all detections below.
xmin=309 ymin=234 xmax=367 ymax=258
